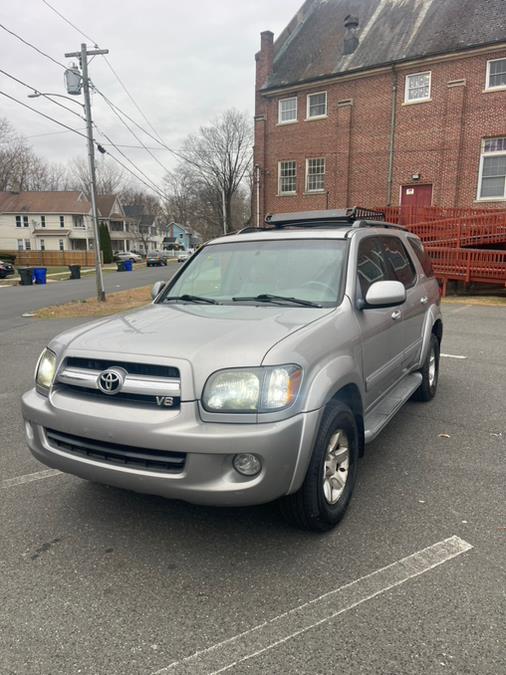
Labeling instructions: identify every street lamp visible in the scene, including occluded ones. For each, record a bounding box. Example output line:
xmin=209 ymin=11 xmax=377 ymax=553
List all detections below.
xmin=28 ymin=91 xmax=84 ymax=110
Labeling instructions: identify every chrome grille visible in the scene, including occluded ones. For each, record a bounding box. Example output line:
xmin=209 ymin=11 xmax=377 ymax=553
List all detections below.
xmin=56 ymin=357 xmax=181 ymax=408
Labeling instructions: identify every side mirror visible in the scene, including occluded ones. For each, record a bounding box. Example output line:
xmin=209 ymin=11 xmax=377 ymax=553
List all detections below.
xmin=363 ymin=280 xmax=406 ymax=308
xmin=151 ymin=280 xmax=165 ymax=300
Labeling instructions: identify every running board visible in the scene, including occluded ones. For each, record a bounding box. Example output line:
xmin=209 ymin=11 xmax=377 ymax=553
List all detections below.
xmin=364 ymin=373 xmax=422 ymax=444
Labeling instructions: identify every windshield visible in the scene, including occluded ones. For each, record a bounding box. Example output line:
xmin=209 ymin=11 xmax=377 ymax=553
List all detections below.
xmin=159 ymin=239 xmax=347 ymax=306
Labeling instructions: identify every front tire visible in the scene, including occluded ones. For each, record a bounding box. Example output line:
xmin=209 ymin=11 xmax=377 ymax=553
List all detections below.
xmin=280 ymin=401 xmax=359 ymax=532
xmin=413 ymin=334 xmax=440 ymax=402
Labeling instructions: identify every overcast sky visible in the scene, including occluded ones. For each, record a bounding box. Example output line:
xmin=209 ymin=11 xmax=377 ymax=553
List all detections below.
xmin=1 ymin=0 xmax=301 ymax=191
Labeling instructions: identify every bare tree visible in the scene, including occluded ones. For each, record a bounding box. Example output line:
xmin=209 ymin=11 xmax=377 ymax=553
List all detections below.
xmin=69 ymin=156 xmax=126 ymax=196
xmin=180 ymin=109 xmax=253 ymax=233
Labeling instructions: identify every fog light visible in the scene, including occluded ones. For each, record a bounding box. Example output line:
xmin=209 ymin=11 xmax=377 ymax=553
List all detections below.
xmin=25 ymin=421 xmax=34 ymax=441
xmin=233 ymin=453 xmax=261 ymax=476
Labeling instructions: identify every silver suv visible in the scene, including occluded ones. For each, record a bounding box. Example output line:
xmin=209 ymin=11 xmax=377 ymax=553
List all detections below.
xmin=22 ymin=209 xmax=442 ymax=531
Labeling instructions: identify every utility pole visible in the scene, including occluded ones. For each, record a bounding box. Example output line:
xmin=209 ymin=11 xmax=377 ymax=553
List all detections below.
xmin=65 ymin=43 xmax=108 ymax=302
xmin=221 ymin=186 xmax=227 ymax=235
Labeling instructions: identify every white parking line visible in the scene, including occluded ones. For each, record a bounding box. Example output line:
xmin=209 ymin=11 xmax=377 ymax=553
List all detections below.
xmin=441 ymin=353 xmax=468 ymax=360
xmin=1 ymin=468 xmax=61 ymax=489
xmin=153 ymin=535 xmax=472 ymax=675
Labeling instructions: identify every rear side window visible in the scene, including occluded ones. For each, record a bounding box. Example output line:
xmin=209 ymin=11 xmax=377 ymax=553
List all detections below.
xmin=379 ymin=236 xmax=417 ymax=288
xmin=357 ymin=237 xmax=388 ymax=296
xmin=408 ymin=237 xmax=434 ymax=277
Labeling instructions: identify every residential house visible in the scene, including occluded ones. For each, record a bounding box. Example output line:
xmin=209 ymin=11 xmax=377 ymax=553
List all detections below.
xmin=96 ymin=195 xmax=131 ymax=253
xmin=254 ymin=0 xmax=506 ymax=223
xmin=0 ymin=190 xmax=93 ymax=253
xmin=162 ymin=222 xmax=199 ymax=250
xmin=123 ymin=205 xmax=163 ymax=252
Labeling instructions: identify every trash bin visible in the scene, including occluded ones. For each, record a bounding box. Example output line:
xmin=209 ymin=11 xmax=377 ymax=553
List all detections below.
xmin=33 ymin=267 xmax=47 ymax=285
xmin=116 ymin=261 xmax=126 ymax=272
xmin=68 ymin=264 xmax=81 ymax=280
xmin=18 ymin=268 xmax=34 ymax=286
xmin=124 ymin=260 xmax=133 ymax=272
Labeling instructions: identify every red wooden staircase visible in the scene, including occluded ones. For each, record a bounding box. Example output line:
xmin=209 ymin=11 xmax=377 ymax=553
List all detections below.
xmin=380 ymin=207 xmax=506 ymax=291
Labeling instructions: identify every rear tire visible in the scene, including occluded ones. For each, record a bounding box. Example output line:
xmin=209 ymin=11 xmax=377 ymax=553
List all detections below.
xmin=280 ymin=401 xmax=359 ymax=532
xmin=413 ymin=334 xmax=440 ymax=402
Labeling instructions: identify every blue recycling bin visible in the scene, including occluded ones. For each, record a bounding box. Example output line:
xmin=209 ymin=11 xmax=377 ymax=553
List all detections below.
xmin=33 ymin=267 xmax=47 ymax=285
xmin=123 ymin=260 xmax=133 ymax=272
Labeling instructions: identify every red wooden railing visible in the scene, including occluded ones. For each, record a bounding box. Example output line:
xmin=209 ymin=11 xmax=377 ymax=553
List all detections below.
xmin=426 ymin=247 xmax=506 ymax=285
xmin=374 ymin=206 xmax=506 ymax=290
xmin=409 ymin=211 xmax=506 ymax=248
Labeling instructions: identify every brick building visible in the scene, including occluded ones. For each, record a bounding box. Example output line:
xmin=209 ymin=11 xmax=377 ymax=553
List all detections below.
xmin=254 ymin=0 xmax=506 ymax=225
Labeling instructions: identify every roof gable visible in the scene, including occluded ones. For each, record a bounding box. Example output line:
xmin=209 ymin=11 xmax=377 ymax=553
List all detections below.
xmin=0 ymin=190 xmax=90 ymax=214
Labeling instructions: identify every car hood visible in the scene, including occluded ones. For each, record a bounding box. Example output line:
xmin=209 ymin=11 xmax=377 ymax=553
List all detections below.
xmin=51 ymin=303 xmax=333 ymax=397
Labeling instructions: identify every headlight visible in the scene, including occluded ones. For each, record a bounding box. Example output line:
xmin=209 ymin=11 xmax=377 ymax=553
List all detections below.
xmin=35 ymin=348 xmax=57 ymax=391
xmin=202 ymin=365 xmax=302 ymax=413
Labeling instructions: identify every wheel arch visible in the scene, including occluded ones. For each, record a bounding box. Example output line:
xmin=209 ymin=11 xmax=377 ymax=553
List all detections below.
xmin=331 ymin=383 xmax=365 ymax=457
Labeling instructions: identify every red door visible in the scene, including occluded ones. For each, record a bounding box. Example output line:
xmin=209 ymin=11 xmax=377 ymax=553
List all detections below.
xmin=400 ymin=184 xmax=433 ymax=224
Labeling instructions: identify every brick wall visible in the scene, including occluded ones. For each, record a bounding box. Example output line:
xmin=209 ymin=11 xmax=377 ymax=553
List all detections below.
xmin=254 ymin=46 xmax=506 ymax=223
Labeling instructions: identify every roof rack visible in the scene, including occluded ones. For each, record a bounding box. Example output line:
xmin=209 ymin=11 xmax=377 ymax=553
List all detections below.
xmin=260 ymin=207 xmax=405 ymax=231
xmin=265 ymin=207 xmax=390 ymax=228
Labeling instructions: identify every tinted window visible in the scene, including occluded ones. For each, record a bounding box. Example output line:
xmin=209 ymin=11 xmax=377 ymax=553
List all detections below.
xmin=379 ymin=236 xmax=417 ymax=288
xmin=357 ymin=237 xmax=388 ymax=296
xmin=408 ymin=237 xmax=434 ymax=277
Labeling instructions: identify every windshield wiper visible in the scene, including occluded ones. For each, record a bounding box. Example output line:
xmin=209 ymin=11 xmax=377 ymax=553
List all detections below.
xmin=163 ymin=294 xmax=219 ymax=304
xmin=232 ymin=293 xmax=322 ymax=308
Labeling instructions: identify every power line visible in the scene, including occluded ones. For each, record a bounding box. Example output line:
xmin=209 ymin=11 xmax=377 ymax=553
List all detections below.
xmin=0 ymin=89 xmax=88 ymax=139
xmin=93 ymin=124 xmax=167 ymax=199
xmin=41 ymin=0 xmax=166 ymax=143
xmin=25 ymin=128 xmax=87 ymax=139
xmin=41 ymin=0 xmax=98 ymax=46
xmin=93 ymin=86 xmax=173 ymax=175
xmin=0 ymin=22 xmax=68 ymax=71
xmin=93 ymin=86 xmax=197 ymax=170
xmin=0 ymin=68 xmax=84 ymax=120
xmin=102 ymin=149 xmax=168 ymax=200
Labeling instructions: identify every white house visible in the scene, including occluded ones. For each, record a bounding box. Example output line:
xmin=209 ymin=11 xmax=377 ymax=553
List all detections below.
xmin=0 ymin=190 xmax=94 ymax=252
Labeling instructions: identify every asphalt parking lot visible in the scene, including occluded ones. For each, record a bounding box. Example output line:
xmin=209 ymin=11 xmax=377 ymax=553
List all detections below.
xmin=0 ymin=301 xmax=504 ymax=674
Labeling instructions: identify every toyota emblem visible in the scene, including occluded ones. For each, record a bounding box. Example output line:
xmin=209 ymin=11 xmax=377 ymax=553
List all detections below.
xmin=97 ymin=368 xmax=125 ymax=395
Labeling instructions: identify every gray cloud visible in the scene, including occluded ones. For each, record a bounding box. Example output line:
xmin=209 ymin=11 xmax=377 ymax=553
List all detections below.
xmin=1 ymin=0 xmax=300 ymax=189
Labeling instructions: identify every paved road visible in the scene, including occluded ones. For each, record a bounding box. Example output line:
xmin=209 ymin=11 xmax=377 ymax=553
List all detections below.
xmin=0 ymin=264 xmax=177 ymax=331
xmin=0 ymin=303 xmax=504 ymax=674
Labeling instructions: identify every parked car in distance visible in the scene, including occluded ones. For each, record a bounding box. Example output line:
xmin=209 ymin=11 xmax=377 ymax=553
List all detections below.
xmin=177 ymin=248 xmax=195 ymax=263
xmin=0 ymin=260 xmax=15 ymax=278
xmin=146 ymin=251 xmax=168 ymax=267
xmin=22 ymin=208 xmax=442 ymax=532
xmin=113 ymin=251 xmax=142 ymax=263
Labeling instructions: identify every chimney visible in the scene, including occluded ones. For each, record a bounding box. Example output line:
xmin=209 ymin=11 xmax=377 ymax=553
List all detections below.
xmin=343 ymin=15 xmax=359 ymax=55
xmin=256 ymin=31 xmax=274 ymax=87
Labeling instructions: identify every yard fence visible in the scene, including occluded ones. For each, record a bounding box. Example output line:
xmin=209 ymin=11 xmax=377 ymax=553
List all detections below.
xmin=3 ymin=251 xmax=97 ymax=267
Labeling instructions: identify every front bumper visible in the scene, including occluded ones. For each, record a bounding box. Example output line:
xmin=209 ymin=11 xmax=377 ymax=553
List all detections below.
xmin=22 ymin=388 xmax=321 ymax=506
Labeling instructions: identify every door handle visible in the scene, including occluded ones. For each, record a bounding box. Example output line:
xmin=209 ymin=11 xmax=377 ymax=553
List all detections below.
xmin=420 ymin=296 xmax=428 ymax=304
xmin=391 ymin=310 xmax=402 ymax=320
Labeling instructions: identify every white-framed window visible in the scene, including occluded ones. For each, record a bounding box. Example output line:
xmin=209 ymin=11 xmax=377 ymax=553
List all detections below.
xmin=405 ymin=72 xmax=431 ymax=103
xmin=15 ymin=215 xmax=29 ymax=228
xmin=477 ymin=137 xmax=506 ymax=200
xmin=307 ymin=91 xmax=327 ymax=119
xmin=305 ymin=158 xmax=326 ymax=192
xmin=73 ymin=215 xmax=85 ymax=228
xmin=16 ymin=239 xmax=32 ymax=251
xmin=486 ymin=58 xmax=506 ymax=90
xmin=278 ymin=160 xmax=297 ymax=195
xmin=278 ymin=96 xmax=298 ymax=124
xmin=40 ymin=239 xmax=45 ymax=251
xmin=59 ymin=239 xmax=65 ymax=251
xmin=40 ymin=215 xmax=46 ymax=227
xmin=59 ymin=215 xmax=65 ymax=228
